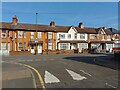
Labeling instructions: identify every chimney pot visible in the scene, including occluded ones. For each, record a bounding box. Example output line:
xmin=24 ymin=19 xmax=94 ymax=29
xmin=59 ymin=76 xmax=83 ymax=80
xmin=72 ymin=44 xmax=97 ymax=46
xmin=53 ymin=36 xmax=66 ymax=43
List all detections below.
xmin=12 ymin=15 xmax=18 ymax=25
xmin=78 ymin=22 xmax=84 ymax=28
xmin=50 ymin=21 xmax=55 ymax=27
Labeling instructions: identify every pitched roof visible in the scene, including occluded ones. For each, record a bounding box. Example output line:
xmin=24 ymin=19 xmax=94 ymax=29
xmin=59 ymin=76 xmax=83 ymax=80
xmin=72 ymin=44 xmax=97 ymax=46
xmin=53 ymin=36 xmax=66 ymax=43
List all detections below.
xmin=75 ymin=27 xmax=97 ymax=34
xmin=109 ymin=28 xmax=120 ymax=34
xmin=0 ymin=22 xmax=57 ymax=32
xmin=0 ymin=22 xmax=114 ymax=34
xmin=104 ymin=28 xmax=114 ymax=35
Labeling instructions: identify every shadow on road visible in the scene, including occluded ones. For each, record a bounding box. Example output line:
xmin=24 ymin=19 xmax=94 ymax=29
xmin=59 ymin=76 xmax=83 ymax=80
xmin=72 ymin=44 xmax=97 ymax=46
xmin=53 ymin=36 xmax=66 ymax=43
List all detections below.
xmin=63 ymin=54 xmax=119 ymax=70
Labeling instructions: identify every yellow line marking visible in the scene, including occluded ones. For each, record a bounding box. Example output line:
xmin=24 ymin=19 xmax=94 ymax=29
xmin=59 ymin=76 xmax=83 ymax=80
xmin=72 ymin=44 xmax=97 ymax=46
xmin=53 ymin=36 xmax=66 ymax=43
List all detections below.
xmin=3 ymin=61 xmax=46 ymax=90
xmin=23 ymin=64 xmax=46 ymax=90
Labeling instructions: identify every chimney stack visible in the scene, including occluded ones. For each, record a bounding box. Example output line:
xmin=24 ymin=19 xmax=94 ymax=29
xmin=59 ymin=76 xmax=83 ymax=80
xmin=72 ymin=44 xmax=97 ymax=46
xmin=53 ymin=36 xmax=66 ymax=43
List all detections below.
xmin=78 ymin=22 xmax=84 ymax=28
xmin=12 ymin=15 xmax=18 ymax=25
xmin=102 ymin=27 xmax=107 ymax=30
xmin=50 ymin=21 xmax=55 ymax=27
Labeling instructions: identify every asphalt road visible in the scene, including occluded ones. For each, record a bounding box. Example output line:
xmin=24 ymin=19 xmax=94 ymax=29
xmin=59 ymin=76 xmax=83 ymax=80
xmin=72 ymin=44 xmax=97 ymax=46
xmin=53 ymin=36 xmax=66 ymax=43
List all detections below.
xmin=2 ymin=54 xmax=119 ymax=89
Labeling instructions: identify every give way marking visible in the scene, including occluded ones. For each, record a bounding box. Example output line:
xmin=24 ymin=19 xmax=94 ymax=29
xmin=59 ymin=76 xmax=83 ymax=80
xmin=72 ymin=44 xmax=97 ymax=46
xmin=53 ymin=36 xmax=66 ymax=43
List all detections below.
xmin=66 ymin=69 xmax=87 ymax=80
xmin=44 ymin=71 xmax=60 ymax=84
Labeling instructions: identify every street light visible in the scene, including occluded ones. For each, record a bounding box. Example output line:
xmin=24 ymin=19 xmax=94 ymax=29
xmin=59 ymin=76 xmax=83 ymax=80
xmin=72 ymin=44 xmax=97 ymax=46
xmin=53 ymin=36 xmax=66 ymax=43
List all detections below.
xmin=11 ymin=24 xmax=15 ymax=51
xmin=35 ymin=13 xmax=38 ymax=55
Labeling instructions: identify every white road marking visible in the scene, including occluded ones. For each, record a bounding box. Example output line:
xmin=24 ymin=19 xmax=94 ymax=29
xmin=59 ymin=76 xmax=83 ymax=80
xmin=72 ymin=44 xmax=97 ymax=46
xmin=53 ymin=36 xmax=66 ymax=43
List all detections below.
xmin=80 ymin=70 xmax=92 ymax=77
xmin=105 ymin=83 xmax=117 ymax=88
xmin=44 ymin=71 xmax=60 ymax=84
xmin=66 ymin=69 xmax=87 ymax=80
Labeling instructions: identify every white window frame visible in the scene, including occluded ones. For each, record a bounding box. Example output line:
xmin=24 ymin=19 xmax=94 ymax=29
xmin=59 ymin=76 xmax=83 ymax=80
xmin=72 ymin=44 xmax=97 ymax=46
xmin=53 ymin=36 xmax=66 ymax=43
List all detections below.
xmin=38 ymin=32 xmax=41 ymax=38
xmin=90 ymin=34 xmax=95 ymax=39
xmin=30 ymin=32 xmax=34 ymax=39
xmin=74 ymin=33 xmax=77 ymax=39
xmin=59 ymin=34 xmax=65 ymax=39
xmin=1 ymin=30 xmax=6 ymax=38
xmin=107 ymin=35 xmax=111 ymax=40
xmin=2 ymin=43 xmax=6 ymax=51
xmin=18 ymin=31 xmax=23 ymax=38
xmin=60 ymin=43 xmax=69 ymax=50
xmin=80 ymin=34 xmax=85 ymax=39
xmin=48 ymin=32 xmax=53 ymax=39
xmin=18 ymin=42 xmax=23 ymax=51
xmin=48 ymin=43 xmax=52 ymax=50
xmin=68 ymin=34 xmax=71 ymax=39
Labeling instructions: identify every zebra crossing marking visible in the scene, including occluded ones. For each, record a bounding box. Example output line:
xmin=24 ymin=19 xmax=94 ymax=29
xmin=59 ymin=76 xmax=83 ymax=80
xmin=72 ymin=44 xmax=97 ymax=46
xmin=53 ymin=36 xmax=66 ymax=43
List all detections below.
xmin=66 ymin=69 xmax=87 ymax=80
xmin=80 ymin=70 xmax=92 ymax=77
xmin=44 ymin=71 xmax=60 ymax=84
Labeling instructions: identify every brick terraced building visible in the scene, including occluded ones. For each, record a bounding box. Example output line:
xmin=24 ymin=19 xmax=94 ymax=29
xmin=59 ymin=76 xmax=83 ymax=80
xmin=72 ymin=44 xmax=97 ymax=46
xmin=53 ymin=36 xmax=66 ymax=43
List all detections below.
xmin=0 ymin=16 xmax=120 ymax=55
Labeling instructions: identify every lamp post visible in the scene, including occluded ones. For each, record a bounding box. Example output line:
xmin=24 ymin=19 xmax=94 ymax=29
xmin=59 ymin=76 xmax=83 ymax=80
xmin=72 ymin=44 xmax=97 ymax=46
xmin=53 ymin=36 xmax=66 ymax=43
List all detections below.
xmin=11 ymin=24 xmax=15 ymax=52
xmin=35 ymin=13 xmax=38 ymax=55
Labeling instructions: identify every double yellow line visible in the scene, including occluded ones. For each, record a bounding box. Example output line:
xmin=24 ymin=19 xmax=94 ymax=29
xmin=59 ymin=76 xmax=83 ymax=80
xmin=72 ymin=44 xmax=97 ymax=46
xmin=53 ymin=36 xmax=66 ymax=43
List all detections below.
xmin=23 ymin=64 xmax=46 ymax=90
xmin=3 ymin=61 xmax=46 ymax=90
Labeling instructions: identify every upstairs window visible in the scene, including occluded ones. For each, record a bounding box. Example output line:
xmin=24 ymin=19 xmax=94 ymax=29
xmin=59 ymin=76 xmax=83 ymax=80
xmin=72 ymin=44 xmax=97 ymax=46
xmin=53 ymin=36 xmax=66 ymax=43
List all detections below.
xmin=107 ymin=35 xmax=111 ymax=40
xmin=1 ymin=30 xmax=6 ymax=38
xmin=18 ymin=31 xmax=23 ymax=38
xmin=38 ymin=32 xmax=41 ymax=38
xmin=48 ymin=32 xmax=52 ymax=39
xmin=68 ymin=34 xmax=71 ymax=39
xmin=90 ymin=34 xmax=95 ymax=39
xmin=59 ymin=34 xmax=65 ymax=39
xmin=74 ymin=33 xmax=77 ymax=39
xmin=30 ymin=32 xmax=34 ymax=39
xmin=80 ymin=34 xmax=85 ymax=39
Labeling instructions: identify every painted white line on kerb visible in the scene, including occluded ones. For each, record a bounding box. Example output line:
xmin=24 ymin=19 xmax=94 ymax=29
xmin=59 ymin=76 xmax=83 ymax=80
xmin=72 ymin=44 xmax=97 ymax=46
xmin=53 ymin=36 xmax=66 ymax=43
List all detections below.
xmin=66 ymin=69 xmax=87 ymax=80
xmin=105 ymin=83 xmax=117 ymax=88
xmin=80 ymin=70 xmax=92 ymax=77
xmin=44 ymin=71 xmax=60 ymax=84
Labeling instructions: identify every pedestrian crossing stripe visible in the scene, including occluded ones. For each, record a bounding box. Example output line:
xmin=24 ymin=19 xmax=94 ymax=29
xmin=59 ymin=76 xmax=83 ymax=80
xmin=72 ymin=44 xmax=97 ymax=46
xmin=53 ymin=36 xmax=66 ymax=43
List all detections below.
xmin=66 ymin=69 xmax=87 ymax=80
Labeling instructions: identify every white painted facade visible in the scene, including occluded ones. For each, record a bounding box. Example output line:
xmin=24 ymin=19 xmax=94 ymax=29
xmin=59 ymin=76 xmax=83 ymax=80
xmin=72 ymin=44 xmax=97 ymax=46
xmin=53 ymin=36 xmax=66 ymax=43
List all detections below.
xmin=56 ymin=26 xmax=88 ymax=52
xmin=57 ymin=27 xmax=87 ymax=41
